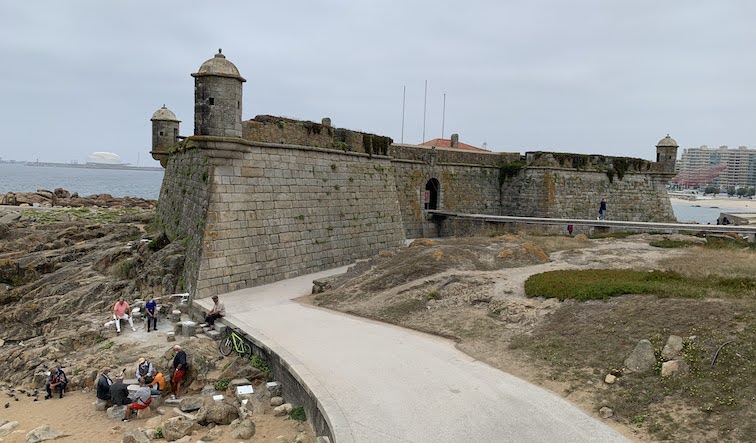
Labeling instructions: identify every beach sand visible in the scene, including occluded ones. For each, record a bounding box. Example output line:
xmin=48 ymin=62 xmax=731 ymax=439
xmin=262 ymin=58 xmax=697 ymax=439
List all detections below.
xmin=669 ymin=196 xmax=756 ymax=211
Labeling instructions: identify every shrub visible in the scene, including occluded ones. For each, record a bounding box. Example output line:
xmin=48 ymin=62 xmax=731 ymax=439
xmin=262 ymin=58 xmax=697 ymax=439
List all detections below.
xmin=289 ymin=406 xmax=306 ymax=421
xmin=214 ymin=378 xmax=231 ymax=390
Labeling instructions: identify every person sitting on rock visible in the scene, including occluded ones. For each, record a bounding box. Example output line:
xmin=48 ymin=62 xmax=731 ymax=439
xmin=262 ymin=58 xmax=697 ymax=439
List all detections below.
xmin=135 ymin=357 xmax=153 ymax=382
xmin=145 ymin=296 xmax=158 ymax=332
xmin=113 ymin=296 xmax=135 ymax=334
xmin=149 ymin=368 xmax=167 ymax=396
xmin=204 ymin=295 xmax=226 ymax=329
xmin=123 ymin=378 xmax=152 ymax=422
xmin=109 ymin=373 xmax=131 ymax=406
xmin=44 ymin=366 xmax=67 ymax=399
xmin=96 ymin=367 xmax=112 ymax=402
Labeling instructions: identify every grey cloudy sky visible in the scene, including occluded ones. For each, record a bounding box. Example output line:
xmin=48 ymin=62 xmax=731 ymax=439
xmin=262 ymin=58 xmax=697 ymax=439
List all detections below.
xmin=1 ymin=1 xmax=754 ymax=165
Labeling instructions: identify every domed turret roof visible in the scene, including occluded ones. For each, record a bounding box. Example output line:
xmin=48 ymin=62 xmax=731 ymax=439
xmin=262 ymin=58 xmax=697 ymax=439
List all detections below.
xmin=192 ymin=49 xmax=246 ymax=81
xmin=151 ymin=105 xmax=180 ymax=122
xmin=656 ymin=134 xmax=678 ymax=148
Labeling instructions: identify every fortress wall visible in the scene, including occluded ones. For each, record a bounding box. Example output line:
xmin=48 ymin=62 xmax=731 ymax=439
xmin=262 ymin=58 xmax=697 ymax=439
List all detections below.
xmin=191 ymin=139 xmax=406 ymax=299
xmin=156 ymin=148 xmax=212 ymax=294
xmin=392 ymin=160 xmax=502 ymax=238
xmin=389 ymin=144 xmax=519 ymax=165
xmin=501 ymin=167 xmax=676 ymax=222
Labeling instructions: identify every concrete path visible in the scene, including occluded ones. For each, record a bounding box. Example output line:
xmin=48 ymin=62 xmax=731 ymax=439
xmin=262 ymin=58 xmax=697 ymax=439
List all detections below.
xmin=197 ymin=267 xmax=630 ymax=443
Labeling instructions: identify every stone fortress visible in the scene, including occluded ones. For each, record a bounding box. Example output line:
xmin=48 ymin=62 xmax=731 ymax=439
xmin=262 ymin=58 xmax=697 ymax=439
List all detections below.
xmin=150 ymin=50 xmax=678 ymax=300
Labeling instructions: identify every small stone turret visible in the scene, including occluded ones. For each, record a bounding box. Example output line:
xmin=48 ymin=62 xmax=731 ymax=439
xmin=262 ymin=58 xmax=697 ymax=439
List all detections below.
xmin=191 ymin=49 xmax=246 ymax=138
xmin=150 ymin=105 xmax=180 ymax=168
xmin=656 ymin=134 xmax=679 ymax=173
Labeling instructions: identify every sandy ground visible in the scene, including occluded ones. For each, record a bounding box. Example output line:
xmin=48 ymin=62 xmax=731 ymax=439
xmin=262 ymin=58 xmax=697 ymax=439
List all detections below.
xmin=669 ymin=196 xmax=756 ymax=210
xmin=0 ymin=389 xmax=309 ymax=443
xmin=0 ymin=321 xmax=313 ymax=443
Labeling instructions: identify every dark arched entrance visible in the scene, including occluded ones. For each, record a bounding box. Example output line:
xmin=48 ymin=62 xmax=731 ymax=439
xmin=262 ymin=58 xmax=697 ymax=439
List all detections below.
xmin=425 ymin=178 xmax=440 ymax=210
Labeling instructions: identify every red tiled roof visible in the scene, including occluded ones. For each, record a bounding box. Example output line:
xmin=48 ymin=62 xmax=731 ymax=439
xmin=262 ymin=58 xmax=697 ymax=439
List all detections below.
xmin=420 ymin=138 xmax=490 ymax=152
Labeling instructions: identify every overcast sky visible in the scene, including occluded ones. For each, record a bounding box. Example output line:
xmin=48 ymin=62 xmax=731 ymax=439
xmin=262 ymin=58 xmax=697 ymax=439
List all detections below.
xmin=1 ymin=1 xmax=754 ymax=165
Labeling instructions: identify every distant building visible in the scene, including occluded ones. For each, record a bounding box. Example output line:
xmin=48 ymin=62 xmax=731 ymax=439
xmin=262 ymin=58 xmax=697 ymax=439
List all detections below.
xmin=420 ymin=134 xmax=490 ymax=152
xmin=675 ymin=145 xmax=756 ymax=188
xmin=87 ymin=152 xmax=123 ymax=165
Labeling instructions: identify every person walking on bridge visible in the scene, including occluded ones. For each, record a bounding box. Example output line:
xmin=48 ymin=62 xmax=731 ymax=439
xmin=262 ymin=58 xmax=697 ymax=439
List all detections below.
xmin=598 ymin=198 xmax=607 ymax=220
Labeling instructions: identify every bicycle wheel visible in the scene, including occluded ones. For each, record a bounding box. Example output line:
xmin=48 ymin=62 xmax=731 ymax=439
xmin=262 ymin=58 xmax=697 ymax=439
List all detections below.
xmin=219 ymin=336 xmax=233 ymax=356
xmin=241 ymin=341 xmax=252 ymax=358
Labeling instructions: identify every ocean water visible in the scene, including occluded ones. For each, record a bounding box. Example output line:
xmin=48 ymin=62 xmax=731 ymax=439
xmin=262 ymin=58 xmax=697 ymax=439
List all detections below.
xmin=671 ymin=202 xmax=753 ymax=225
xmin=0 ymin=163 xmax=163 ymax=200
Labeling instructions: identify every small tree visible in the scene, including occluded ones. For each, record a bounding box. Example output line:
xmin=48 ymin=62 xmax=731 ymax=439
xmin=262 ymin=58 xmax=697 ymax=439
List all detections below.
xmin=747 ymin=187 xmax=756 ymax=198
xmin=727 ymin=185 xmax=737 ymax=196
xmin=736 ymin=187 xmax=748 ymax=197
xmin=704 ymin=185 xmax=719 ymax=195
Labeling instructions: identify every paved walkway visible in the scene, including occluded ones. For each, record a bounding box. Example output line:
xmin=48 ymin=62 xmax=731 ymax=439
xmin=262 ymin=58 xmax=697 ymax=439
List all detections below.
xmin=197 ymin=267 xmax=629 ymax=443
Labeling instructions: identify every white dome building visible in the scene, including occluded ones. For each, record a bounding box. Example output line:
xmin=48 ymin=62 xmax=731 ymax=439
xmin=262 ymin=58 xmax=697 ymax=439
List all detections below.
xmin=87 ymin=152 xmax=123 ymax=165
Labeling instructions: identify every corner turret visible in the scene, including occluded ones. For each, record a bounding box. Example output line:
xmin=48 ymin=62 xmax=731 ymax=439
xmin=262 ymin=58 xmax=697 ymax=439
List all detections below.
xmin=191 ymin=49 xmax=246 ymax=138
xmin=150 ymin=105 xmax=181 ymax=168
xmin=656 ymin=134 xmax=678 ymax=173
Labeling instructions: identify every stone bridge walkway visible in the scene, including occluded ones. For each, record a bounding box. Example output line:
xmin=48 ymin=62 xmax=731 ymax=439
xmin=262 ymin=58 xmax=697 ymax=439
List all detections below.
xmin=196 ymin=267 xmax=629 ymax=443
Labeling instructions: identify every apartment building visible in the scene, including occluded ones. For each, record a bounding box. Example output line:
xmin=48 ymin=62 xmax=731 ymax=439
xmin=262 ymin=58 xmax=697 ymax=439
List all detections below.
xmin=675 ymin=145 xmax=756 ymax=188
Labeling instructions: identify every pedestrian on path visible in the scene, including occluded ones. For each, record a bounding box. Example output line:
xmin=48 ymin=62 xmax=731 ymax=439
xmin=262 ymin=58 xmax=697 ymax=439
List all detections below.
xmin=598 ymin=198 xmax=607 ymax=220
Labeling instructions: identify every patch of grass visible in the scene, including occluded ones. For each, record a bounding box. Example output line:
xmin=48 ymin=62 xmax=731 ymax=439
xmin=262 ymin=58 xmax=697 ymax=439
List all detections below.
xmin=112 ymin=259 xmax=134 ymax=279
xmin=426 ymin=290 xmax=439 ymax=300
xmin=660 ymin=245 xmax=756 ymax=280
xmin=100 ymin=341 xmax=115 ymax=350
xmin=154 ymin=427 xmax=163 ymax=439
xmin=378 ymin=298 xmax=427 ymax=322
xmin=289 ymin=406 xmax=306 ymax=421
xmin=250 ymin=354 xmax=271 ymax=380
xmin=587 ymin=231 xmax=635 ymax=239
xmin=524 ymin=269 xmax=756 ymax=300
xmin=649 ymin=239 xmax=696 ymax=248
xmin=214 ymin=378 xmax=231 ymax=390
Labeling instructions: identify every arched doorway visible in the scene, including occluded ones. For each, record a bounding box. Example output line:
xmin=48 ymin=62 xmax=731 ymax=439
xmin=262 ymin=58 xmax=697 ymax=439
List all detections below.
xmin=425 ymin=178 xmax=440 ymax=210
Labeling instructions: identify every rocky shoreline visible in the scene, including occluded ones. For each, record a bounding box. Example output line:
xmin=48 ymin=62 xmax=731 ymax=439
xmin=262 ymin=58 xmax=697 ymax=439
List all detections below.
xmin=1 ymin=188 xmax=156 ymax=210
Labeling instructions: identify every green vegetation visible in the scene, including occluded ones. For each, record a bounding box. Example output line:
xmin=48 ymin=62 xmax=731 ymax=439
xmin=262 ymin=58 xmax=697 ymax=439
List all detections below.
xmin=289 ymin=406 xmax=306 ymax=421
xmin=649 ymin=239 xmax=697 ymax=248
xmin=154 ymin=427 xmax=164 ymax=439
xmin=20 ymin=207 xmax=144 ymax=224
xmin=426 ymin=290 xmax=439 ymax=300
xmin=250 ymin=354 xmax=271 ymax=380
xmin=498 ymin=160 xmax=526 ymax=187
xmin=112 ymin=259 xmax=134 ymax=279
xmin=524 ymin=269 xmax=756 ymax=301
xmin=100 ymin=341 xmax=115 ymax=351
xmin=214 ymin=378 xmax=231 ymax=390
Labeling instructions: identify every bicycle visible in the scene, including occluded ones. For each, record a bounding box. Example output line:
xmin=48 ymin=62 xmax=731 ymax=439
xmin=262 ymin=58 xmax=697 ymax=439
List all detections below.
xmin=218 ymin=329 xmax=252 ymax=358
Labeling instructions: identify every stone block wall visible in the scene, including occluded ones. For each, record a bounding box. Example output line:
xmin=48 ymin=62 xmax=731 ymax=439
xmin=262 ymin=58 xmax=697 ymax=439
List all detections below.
xmin=392 ymin=160 xmax=502 ymax=238
xmin=189 ymin=139 xmax=406 ymax=299
xmin=241 ymin=115 xmax=392 ymax=156
xmin=501 ymin=167 xmax=676 ymax=222
xmin=156 ymin=147 xmax=212 ymax=294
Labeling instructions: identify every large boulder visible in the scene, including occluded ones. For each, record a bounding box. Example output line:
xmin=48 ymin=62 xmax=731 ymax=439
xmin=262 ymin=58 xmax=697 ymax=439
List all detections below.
xmin=121 ymin=429 xmax=150 ymax=443
xmin=230 ymin=418 xmax=256 ymax=440
xmin=196 ymin=400 xmax=239 ymax=426
xmin=162 ymin=416 xmax=199 ymax=442
xmin=624 ymin=339 xmax=657 ymax=373
xmin=25 ymin=425 xmax=67 ymax=443
xmin=178 ymin=397 xmax=204 ymax=412
xmin=661 ymin=360 xmax=690 ymax=377
xmin=661 ymin=335 xmax=684 ymax=360
xmin=0 ymin=421 xmax=19 ymax=438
